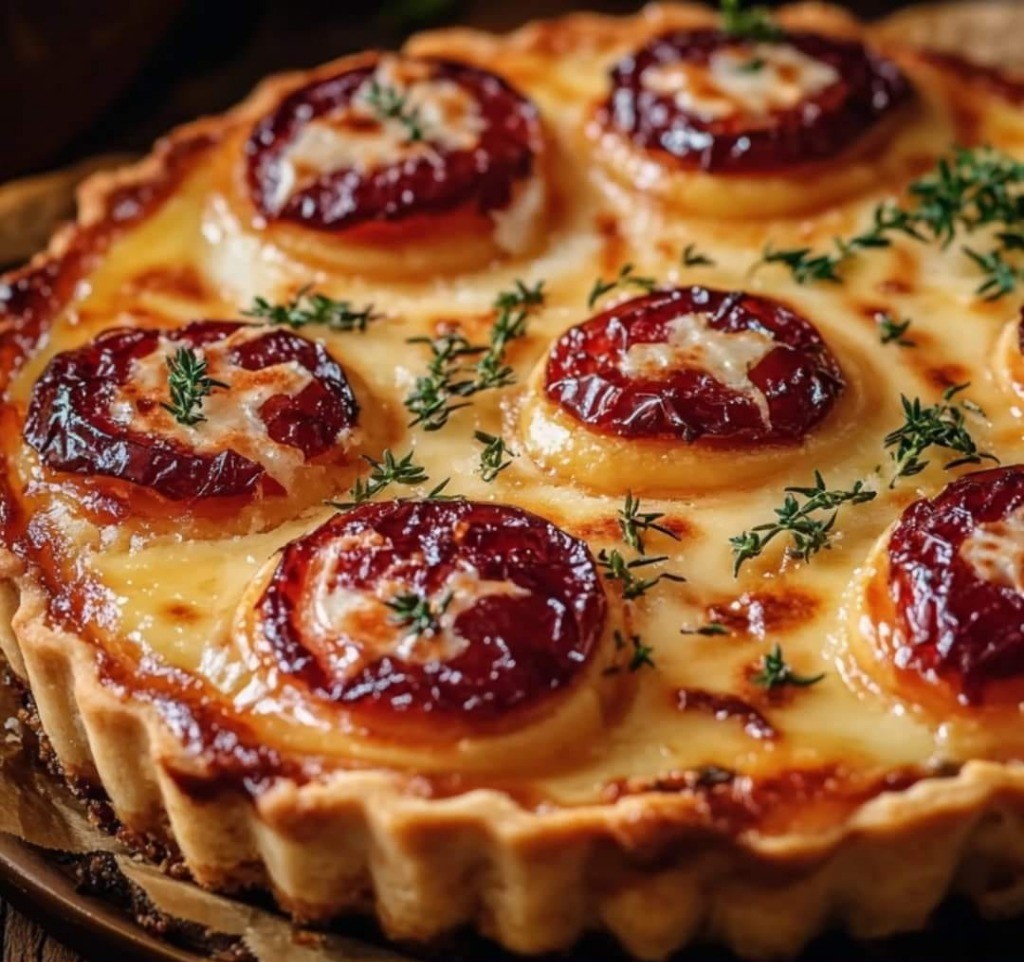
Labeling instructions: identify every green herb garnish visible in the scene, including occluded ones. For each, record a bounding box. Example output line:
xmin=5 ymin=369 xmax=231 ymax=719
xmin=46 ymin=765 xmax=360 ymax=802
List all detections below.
xmin=404 ymin=280 xmax=545 ymax=430
xmin=243 ymin=286 xmax=379 ymax=333
xmin=474 ymin=431 xmax=515 ymax=482
xmin=618 ymin=492 xmax=681 ymax=555
xmin=362 ymin=79 xmax=427 ymax=143
xmin=598 ymin=549 xmax=686 ymax=601
xmin=587 ymin=263 xmax=657 ymax=309
xmin=758 ymin=147 xmax=1024 ymax=300
xmin=386 ymin=591 xmax=452 ymax=637
xmin=877 ymin=312 xmax=915 ymax=347
xmin=884 ymin=383 xmax=998 ymax=486
xmin=328 ymin=449 xmax=444 ymax=508
xmin=681 ymin=622 xmax=731 ymax=637
xmin=162 ymin=347 xmax=227 ymax=427
xmin=730 ymin=472 xmax=877 ymax=575
xmin=751 ymin=643 xmax=825 ymax=690
xmin=720 ymin=0 xmax=783 ymax=42
xmin=681 ymin=243 xmax=716 ymax=267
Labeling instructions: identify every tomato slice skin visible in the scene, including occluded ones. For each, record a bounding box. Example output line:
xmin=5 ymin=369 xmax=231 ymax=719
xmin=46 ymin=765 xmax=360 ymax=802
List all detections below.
xmin=256 ymin=499 xmax=608 ymax=725
xmin=246 ymin=58 xmax=542 ymax=232
xmin=888 ymin=466 xmax=1024 ymax=702
xmin=601 ymin=29 xmax=912 ymax=174
xmin=24 ymin=321 xmax=359 ymax=502
xmin=544 ymin=287 xmax=845 ymax=444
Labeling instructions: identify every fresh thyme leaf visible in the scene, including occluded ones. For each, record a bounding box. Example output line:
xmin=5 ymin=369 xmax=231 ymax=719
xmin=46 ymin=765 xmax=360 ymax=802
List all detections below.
xmin=877 ymin=312 xmax=915 ymax=347
xmin=761 ymin=244 xmax=843 ymax=284
xmin=618 ymin=491 xmax=681 ymax=555
xmin=474 ymin=431 xmax=515 ymax=482
xmin=328 ymin=449 xmax=432 ymax=508
xmin=610 ymin=629 xmax=657 ymax=673
xmin=243 ymin=286 xmax=379 ymax=333
xmin=404 ymin=280 xmax=545 ymax=430
xmin=884 ymin=383 xmax=999 ymax=486
xmin=720 ymin=0 xmax=783 ymax=41
xmin=730 ymin=471 xmax=877 ymax=575
xmin=386 ymin=591 xmax=452 ymax=637
xmin=361 ymin=78 xmax=427 ymax=143
xmin=681 ymin=243 xmax=716 ymax=267
xmin=964 ymin=247 xmax=1023 ymax=301
xmin=161 ymin=347 xmax=227 ymax=427
xmin=405 ymin=333 xmax=482 ymax=431
xmin=681 ymin=621 xmax=730 ymax=637
xmin=587 ymin=263 xmax=657 ymax=309
xmin=736 ymin=56 xmax=766 ymax=73
xmin=759 ymin=147 xmax=1024 ymax=298
xmin=598 ymin=549 xmax=686 ymax=601
xmin=751 ymin=643 xmax=825 ymax=690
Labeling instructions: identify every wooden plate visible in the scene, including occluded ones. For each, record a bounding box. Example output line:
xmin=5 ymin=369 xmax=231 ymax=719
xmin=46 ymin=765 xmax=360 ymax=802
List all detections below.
xmin=0 ymin=834 xmax=204 ymax=962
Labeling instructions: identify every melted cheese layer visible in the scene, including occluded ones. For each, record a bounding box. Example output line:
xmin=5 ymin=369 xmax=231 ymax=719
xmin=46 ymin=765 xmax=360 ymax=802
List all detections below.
xmin=4 ymin=20 xmax=1024 ymax=809
xmin=642 ymin=43 xmax=840 ymax=122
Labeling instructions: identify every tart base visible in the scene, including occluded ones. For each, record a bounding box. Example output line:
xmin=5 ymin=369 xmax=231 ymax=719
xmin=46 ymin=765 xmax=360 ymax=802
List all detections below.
xmin=5 ymin=556 xmax=1024 ymax=961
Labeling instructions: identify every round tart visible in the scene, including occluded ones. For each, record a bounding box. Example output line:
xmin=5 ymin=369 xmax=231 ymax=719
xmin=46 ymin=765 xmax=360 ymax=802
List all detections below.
xmin=4 ymin=5 xmax=1024 ymax=962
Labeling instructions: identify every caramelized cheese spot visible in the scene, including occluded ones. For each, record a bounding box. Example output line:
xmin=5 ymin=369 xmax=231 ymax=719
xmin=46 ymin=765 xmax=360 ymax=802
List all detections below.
xmin=271 ymin=56 xmax=486 ymax=212
xmin=961 ymin=506 xmax=1024 ymax=594
xmin=641 ymin=43 xmax=839 ymax=122
xmin=620 ymin=312 xmax=775 ymax=426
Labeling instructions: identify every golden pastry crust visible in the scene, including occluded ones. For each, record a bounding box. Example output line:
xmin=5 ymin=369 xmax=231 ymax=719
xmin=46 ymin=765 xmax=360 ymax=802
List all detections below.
xmin=5 ymin=4 xmax=1024 ymax=960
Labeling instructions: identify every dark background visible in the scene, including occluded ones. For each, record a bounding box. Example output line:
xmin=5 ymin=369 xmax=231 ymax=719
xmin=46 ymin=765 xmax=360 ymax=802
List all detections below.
xmin=1 ymin=0 xmax=913 ymax=182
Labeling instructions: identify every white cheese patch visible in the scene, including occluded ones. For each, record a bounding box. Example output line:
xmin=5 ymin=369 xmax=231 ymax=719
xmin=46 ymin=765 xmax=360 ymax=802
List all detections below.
xmin=641 ymin=43 xmax=840 ymax=122
xmin=306 ymin=541 xmax=530 ymax=672
xmin=110 ymin=326 xmax=349 ymax=488
xmin=269 ymin=56 xmax=487 ymax=213
xmin=960 ymin=505 xmax=1024 ymax=594
xmin=620 ymin=311 xmax=776 ymax=426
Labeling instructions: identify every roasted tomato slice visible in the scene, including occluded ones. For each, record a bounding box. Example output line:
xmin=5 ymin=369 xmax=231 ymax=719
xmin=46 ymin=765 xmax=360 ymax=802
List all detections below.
xmin=888 ymin=466 xmax=1024 ymax=702
xmin=254 ymin=500 xmax=607 ymax=728
xmin=600 ymin=28 xmax=912 ymax=174
xmin=544 ymin=287 xmax=844 ymax=444
xmin=246 ymin=55 xmax=542 ymax=232
xmin=24 ymin=321 xmax=359 ymax=501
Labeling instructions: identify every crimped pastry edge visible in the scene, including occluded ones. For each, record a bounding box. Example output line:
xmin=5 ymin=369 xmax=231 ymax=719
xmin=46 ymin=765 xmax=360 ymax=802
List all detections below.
xmin=5 ymin=556 xmax=1024 ymax=962
xmin=5 ymin=5 xmax=1024 ymax=960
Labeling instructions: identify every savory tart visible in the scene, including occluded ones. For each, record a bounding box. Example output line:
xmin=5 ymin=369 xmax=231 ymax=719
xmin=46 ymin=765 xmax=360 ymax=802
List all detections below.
xmin=4 ymin=2 xmax=1024 ymax=959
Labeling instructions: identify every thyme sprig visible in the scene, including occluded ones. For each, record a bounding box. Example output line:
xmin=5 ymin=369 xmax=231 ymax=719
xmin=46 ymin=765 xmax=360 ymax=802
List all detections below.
xmin=598 ymin=549 xmax=686 ymax=601
xmin=877 ymin=312 xmax=915 ymax=347
xmin=681 ymin=243 xmax=716 ymax=267
xmin=404 ymin=280 xmax=545 ymax=430
xmin=405 ymin=333 xmax=483 ymax=431
xmin=474 ymin=431 xmax=515 ymax=482
xmin=681 ymin=622 xmax=730 ymax=637
xmin=751 ymin=644 xmax=825 ymax=690
xmin=362 ymin=79 xmax=427 ymax=143
xmin=162 ymin=347 xmax=227 ymax=427
xmin=759 ymin=147 xmax=1024 ymax=299
xmin=884 ymin=383 xmax=998 ymax=486
xmin=606 ymin=630 xmax=657 ymax=673
xmin=243 ymin=286 xmax=379 ymax=333
xmin=386 ymin=591 xmax=452 ymax=637
xmin=587 ymin=263 xmax=657 ymax=309
xmin=730 ymin=472 xmax=877 ymax=575
xmin=720 ymin=0 xmax=784 ymax=42
xmin=327 ymin=449 xmax=449 ymax=508
xmin=618 ymin=492 xmax=681 ymax=555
